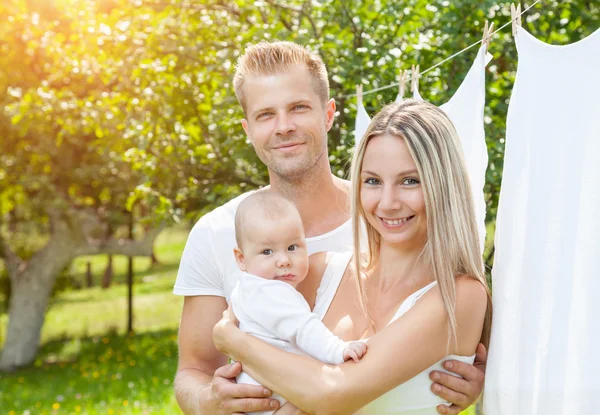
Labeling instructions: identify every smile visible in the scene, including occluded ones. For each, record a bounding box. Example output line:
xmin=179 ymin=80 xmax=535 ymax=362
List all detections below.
xmin=274 ymin=143 xmax=304 ymax=152
xmin=379 ymin=216 xmax=415 ymax=227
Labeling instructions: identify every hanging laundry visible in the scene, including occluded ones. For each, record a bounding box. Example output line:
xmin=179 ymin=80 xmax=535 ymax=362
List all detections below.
xmin=439 ymin=46 xmax=492 ymax=253
xmin=484 ymin=26 xmax=600 ymax=415
xmin=354 ymin=101 xmax=370 ymax=147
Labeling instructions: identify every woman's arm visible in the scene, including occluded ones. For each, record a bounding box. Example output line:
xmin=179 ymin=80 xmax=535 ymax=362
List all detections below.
xmin=214 ymin=277 xmax=487 ymax=415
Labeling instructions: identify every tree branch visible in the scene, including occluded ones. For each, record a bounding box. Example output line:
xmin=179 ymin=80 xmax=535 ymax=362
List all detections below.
xmin=75 ymin=224 xmax=164 ymax=257
xmin=339 ymin=2 xmax=362 ymax=49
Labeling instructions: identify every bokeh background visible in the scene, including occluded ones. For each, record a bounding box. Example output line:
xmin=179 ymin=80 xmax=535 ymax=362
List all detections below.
xmin=0 ymin=0 xmax=598 ymax=413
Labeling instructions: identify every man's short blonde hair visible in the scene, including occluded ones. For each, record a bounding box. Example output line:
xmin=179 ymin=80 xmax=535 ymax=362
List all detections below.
xmin=233 ymin=41 xmax=330 ymax=113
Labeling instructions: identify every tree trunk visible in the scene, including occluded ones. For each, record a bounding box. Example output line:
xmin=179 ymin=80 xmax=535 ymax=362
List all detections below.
xmin=86 ymin=261 xmax=93 ymax=287
xmin=150 ymin=250 xmax=160 ymax=267
xmin=101 ymin=255 xmax=114 ymax=289
xmin=0 ymin=242 xmax=73 ymax=372
xmin=0 ymin=209 xmax=162 ymax=372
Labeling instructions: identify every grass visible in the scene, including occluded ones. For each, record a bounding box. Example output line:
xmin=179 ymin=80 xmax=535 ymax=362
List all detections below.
xmin=0 ymin=330 xmax=181 ymax=415
xmin=0 ymin=227 xmax=187 ymax=414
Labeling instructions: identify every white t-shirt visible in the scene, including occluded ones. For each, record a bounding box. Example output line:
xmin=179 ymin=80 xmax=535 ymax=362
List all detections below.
xmin=173 ymin=191 xmax=353 ymax=303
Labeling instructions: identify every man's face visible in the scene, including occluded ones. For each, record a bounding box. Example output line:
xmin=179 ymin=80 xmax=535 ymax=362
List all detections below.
xmin=241 ymin=64 xmax=336 ymax=181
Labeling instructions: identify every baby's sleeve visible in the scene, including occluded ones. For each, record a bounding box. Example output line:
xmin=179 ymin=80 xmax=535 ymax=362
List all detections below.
xmin=244 ymin=283 xmax=348 ymax=364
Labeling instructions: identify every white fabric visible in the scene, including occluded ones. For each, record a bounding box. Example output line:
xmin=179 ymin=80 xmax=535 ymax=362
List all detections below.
xmin=173 ymin=191 xmax=353 ymax=303
xmin=354 ymin=101 xmax=370 ymax=147
xmin=233 ymin=255 xmax=353 ymax=415
xmin=484 ymin=26 xmax=600 ymax=415
xmin=356 ymin=47 xmax=492 ymax=250
xmin=439 ymin=46 xmax=493 ymax=253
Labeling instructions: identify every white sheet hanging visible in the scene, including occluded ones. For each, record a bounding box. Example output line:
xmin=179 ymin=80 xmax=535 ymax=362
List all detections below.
xmin=484 ymin=26 xmax=600 ymax=415
xmin=439 ymin=46 xmax=492 ymax=253
xmin=354 ymin=101 xmax=370 ymax=147
xmin=356 ymin=46 xmax=492 ymax=251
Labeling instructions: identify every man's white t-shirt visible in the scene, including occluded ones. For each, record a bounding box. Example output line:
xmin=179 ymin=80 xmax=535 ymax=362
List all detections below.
xmin=173 ymin=191 xmax=353 ymax=303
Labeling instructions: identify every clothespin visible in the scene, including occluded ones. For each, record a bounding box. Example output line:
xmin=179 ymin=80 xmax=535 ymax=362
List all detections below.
xmin=356 ymin=84 xmax=363 ymax=107
xmin=482 ymin=20 xmax=495 ymax=50
xmin=411 ymin=64 xmax=420 ymax=94
xmin=511 ymin=3 xmax=522 ymax=37
xmin=398 ymin=70 xmax=407 ymax=100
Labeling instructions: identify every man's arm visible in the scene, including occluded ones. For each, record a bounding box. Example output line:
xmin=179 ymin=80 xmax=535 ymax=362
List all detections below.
xmin=175 ymin=295 xmax=279 ymax=414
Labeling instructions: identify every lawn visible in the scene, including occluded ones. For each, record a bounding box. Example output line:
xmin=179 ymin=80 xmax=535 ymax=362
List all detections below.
xmin=0 ymin=227 xmax=187 ymax=414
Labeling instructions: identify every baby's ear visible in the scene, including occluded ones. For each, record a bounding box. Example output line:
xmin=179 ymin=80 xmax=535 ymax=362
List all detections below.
xmin=233 ymin=247 xmax=246 ymax=271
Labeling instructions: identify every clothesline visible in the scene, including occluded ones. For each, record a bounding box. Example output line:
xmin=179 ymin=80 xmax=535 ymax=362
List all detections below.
xmin=338 ymin=0 xmax=543 ymax=100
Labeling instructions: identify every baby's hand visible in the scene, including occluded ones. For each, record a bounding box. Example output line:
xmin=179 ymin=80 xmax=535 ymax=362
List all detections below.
xmin=343 ymin=341 xmax=368 ymax=363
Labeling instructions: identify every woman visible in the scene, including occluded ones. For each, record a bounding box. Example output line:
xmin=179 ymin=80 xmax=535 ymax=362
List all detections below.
xmin=214 ymin=99 xmax=492 ymax=414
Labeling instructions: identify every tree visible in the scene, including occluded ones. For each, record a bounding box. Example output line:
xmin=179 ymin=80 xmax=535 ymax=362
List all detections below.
xmin=0 ymin=0 xmax=166 ymax=371
xmin=1 ymin=0 xmax=597 ymax=371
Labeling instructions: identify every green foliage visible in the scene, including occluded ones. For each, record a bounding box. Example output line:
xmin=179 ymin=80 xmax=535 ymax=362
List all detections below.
xmin=1 ymin=0 xmax=598 ymax=258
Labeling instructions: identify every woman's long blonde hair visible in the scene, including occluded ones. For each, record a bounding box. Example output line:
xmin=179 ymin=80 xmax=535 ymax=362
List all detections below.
xmin=350 ymin=99 xmax=492 ymax=349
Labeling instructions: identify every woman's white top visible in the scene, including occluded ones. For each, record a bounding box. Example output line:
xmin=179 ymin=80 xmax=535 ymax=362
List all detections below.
xmin=320 ymin=253 xmax=475 ymax=415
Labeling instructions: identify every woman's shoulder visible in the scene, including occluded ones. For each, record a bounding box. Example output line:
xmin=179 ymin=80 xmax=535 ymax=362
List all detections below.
xmin=455 ymin=275 xmax=489 ymax=311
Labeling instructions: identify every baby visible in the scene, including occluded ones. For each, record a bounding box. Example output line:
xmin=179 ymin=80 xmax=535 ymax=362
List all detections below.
xmin=230 ymin=191 xmax=367 ymax=414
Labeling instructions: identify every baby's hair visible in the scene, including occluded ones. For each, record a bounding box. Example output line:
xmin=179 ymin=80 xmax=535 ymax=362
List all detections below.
xmin=234 ymin=192 xmax=300 ymax=249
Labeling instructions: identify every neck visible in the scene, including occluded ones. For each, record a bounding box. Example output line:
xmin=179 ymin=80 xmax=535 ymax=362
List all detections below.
xmin=268 ymin=160 xmax=350 ymax=238
xmin=373 ymin=241 xmax=430 ymax=292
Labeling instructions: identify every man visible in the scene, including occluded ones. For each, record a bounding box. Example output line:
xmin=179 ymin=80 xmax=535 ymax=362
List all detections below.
xmin=173 ymin=41 xmax=486 ymax=415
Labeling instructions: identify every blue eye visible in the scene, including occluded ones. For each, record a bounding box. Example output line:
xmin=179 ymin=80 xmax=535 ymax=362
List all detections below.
xmin=257 ymin=112 xmax=273 ymax=120
xmin=261 ymin=249 xmax=273 ymax=255
xmin=402 ymin=177 xmax=420 ymax=185
xmin=363 ymin=178 xmax=380 ymax=185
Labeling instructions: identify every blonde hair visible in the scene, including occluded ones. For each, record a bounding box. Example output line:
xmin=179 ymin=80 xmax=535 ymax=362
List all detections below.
xmin=233 ymin=41 xmax=330 ymax=112
xmin=234 ymin=192 xmax=300 ymax=249
xmin=350 ymin=99 xmax=492 ymax=348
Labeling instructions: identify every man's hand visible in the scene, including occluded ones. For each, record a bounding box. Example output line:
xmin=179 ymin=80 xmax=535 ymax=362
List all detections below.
xmin=209 ymin=361 xmax=280 ymax=414
xmin=429 ymin=343 xmax=488 ymax=414
xmin=342 ymin=341 xmax=368 ymax=363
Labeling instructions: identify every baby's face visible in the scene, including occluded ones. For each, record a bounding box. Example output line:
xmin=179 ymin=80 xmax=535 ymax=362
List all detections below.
xmin=238 ymin=213 xmax=309 ymax=287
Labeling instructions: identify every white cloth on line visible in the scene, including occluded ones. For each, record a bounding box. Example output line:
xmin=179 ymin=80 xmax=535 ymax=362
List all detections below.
xmin=354 ymin=100 xmax=371 ymax=147
xmin=439 ymin=46 xmax=492 ymax=253
xmin=484 ymin=25 xmax=600 ymax=415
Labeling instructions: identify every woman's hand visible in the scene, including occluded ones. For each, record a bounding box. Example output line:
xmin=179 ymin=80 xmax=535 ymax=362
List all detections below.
xmin=212 ymin=305 xmax=242 ymax=356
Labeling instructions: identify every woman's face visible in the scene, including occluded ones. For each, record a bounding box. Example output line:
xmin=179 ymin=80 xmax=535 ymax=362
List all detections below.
xmin=360 ymin=134 xmax=427 ymax=248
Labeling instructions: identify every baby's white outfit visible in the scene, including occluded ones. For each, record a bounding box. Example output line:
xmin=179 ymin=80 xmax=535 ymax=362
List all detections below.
xmin=231 ymin=270 xmax=355 ymax=414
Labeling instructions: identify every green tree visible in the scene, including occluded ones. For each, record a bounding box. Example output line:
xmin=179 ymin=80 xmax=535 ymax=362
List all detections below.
xmin=0 ymin=0 xmax=597 ymax=371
